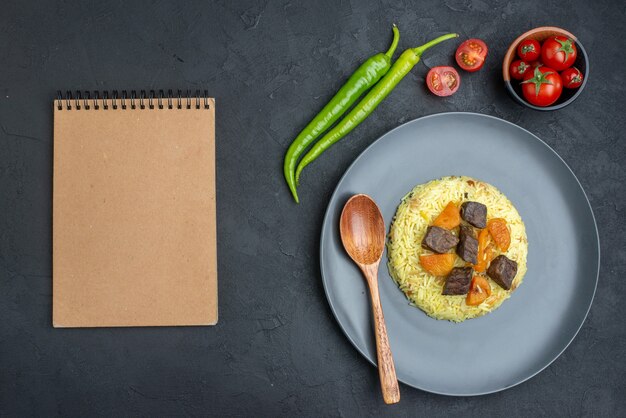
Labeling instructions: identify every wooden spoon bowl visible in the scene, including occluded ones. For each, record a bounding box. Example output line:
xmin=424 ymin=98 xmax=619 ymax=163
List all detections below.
xmin=340 ymin=195 xmax=386 ymax=265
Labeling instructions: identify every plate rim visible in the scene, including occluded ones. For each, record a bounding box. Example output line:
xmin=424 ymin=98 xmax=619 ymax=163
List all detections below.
xmin=319 ymin=111 xmax=600 ymax=396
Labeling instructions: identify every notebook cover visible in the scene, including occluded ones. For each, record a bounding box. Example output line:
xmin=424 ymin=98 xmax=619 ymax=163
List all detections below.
xmin=53 ymin=96 xmax=217 ymax=327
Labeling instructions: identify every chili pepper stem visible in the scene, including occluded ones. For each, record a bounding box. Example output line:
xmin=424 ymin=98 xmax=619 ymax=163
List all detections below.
xmin=413 ymin=33 xmax=459 ymax=56
xmin=385 ymin=24 xmax=400 ymax=59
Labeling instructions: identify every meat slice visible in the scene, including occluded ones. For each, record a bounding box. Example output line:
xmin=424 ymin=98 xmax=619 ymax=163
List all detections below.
xmin=421 ymin=226 xmax=459 ymax=254
xmin=461 ymin=201 xmax=487 ymax=228
xmin=456 ymin=225 xmax=478 ymax=264
xmin=487 ymin=255 xmax=518 ymax=290
xmin=442 ymin=267 xmax=472 ymax=295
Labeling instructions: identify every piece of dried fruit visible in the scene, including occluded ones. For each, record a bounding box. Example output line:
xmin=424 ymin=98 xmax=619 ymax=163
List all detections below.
xmin=432 ymin=201 xmax=461 ymax=230
xmin=419 ymin=253 xmax=456 ymax=276
xmin=466 ymin=275 xmax=492 ymax=306
xmin=487 ymin=218 xmax=511 ymax=252
xmin=473 ymin=228 xmax=495 ymax=272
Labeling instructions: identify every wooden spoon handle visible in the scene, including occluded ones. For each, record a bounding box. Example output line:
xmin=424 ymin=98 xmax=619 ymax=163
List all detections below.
xmin=361 ymin=263 xmax=400 ymax=404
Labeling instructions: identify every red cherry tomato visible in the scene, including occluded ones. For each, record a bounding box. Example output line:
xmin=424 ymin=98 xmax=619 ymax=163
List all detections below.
xmin=455 ymin=39 xmax=488 ymax=72
xmin=426 ymin=66 xmax=461 ymax=97
xmin=541 ymin=36 xmax=577 ymax=71
xmin=509 ymin=60 xmax=531 ymax=80
xmin=561 ymin=67 xmax=584 ymax=88
xmin=516 ymin=39 xmax=541 ymax=62
xmin=521 ymin=66 xmax=563 ymax=107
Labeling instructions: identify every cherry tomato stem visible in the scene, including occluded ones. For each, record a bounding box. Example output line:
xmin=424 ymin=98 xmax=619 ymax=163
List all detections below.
xmin=509 ymin=60 xmax=530 ymax=80
xmin=520 ymin=66 xmax=563 ymax=106
xmin=541 ymin=36 xmax=577 ymax=71
xmin=561 ymin=67 xmax=584 ymax=88
xmin=517 ymin=39 xmax=540 ymax=62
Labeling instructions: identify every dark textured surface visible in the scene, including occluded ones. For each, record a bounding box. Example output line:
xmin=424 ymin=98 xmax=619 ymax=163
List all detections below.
xmin=0 ymin=0 xmax=624 ymax=416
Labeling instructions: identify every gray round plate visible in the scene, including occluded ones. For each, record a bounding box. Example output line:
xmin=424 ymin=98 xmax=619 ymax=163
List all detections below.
xmin=320 ymin=112 xmax=599 ymax=396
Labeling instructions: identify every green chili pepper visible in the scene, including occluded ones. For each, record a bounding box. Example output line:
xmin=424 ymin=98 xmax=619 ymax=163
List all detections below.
xmin=295 ymin=33 xmax=459 ymax=186
xmin=283 ymin=25 xmax=401 ymax=203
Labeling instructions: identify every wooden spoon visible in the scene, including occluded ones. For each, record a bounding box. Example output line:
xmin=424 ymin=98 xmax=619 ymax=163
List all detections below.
xmin=339 ymin=194 xmax=400 ymax=404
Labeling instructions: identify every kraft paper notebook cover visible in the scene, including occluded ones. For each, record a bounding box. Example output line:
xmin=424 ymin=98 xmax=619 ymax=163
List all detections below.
xmin=53 ymin=90 xmax=217 ymax=327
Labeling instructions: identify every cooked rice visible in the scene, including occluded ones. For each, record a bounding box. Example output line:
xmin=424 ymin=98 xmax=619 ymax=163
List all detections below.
xmin=387 ymin=176 xmax=528 ymax=322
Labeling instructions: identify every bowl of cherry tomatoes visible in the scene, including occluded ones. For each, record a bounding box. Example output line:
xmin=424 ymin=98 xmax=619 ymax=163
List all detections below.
xmin=503 ymin=27 xmax=589 ymax=110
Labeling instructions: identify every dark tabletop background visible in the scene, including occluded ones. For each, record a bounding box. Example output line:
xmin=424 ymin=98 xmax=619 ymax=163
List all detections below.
xmin=1 ymin=0 xmax=625 ymax=416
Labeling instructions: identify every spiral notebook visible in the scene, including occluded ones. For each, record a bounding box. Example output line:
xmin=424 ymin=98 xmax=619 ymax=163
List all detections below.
xmin=53 ymin=90 xmax=217 ymax=327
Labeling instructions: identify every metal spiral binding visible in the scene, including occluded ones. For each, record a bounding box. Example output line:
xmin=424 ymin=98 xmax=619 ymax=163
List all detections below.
xmin=56 ymin=90 xmax=211 ymax=110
